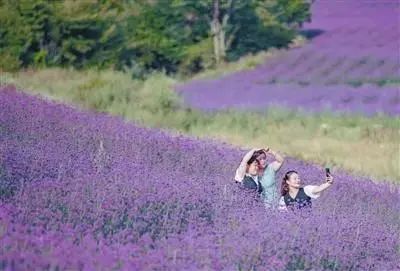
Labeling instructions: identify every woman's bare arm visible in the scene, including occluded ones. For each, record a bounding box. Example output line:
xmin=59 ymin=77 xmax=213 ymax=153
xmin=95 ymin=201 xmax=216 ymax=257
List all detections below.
xmin=311 ymin=175 xmax=334 ymax=194
xmin=267 ymin=149 xmax=284 ymax=171
xmin=234 ymin=148 xmax=257 ymax=182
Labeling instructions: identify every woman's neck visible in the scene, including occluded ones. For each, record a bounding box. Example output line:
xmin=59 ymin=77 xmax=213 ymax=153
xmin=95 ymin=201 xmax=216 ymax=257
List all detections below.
xmin=288 ymin=187 xmax=299 ymax=197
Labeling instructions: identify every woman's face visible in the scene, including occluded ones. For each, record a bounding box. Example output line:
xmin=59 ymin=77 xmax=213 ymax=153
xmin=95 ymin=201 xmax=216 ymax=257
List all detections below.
xmin=256 ymin=153 xmax=267 ymax=169
xmin=286 ymin=173 xmax=301 ymax=188
xmin=247 ymin=160 xmax=259 ymax=176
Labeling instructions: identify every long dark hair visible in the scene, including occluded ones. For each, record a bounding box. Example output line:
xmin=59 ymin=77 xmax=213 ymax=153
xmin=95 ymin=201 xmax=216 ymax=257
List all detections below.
xmin=281 ymin=170 xmax=298 ymax=196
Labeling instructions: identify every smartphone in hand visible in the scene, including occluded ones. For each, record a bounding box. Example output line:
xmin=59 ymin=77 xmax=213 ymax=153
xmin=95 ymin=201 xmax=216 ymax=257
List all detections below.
xmin=325 ymin=168 xmax=331 ymax=177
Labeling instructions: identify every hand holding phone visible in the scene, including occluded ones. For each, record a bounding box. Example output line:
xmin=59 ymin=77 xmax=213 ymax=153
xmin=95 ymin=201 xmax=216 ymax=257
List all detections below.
xmin=325 ymin=168 xmax=333 ymax=184
xmin=325 ymin=168 xmax=331 ymax=177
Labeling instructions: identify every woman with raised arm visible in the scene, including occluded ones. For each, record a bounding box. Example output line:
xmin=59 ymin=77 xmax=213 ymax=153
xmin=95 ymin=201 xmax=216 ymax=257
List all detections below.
xmin=278 ymin=170 xmax=334 ymax=211
xmin=256 ymin=148 xmax=284 ymax=208
xmin=234 ymin=147 xmax=284 ymax=208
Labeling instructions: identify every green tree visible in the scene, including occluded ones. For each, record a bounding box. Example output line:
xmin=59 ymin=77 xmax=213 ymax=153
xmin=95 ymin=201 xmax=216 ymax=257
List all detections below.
xmin=0 ymin=0 xmax=57 ymax=70
xmin=0 ymin=0 xmax=311 ymax=73
xmin=54 ymin=0 xmax=124 ymax=68
xmin=0 ymin=0 xmax=125 ymax=70
xmin=172 ymin=0 xmax=311 ymax=64
xmin=18 ymin=0 xmax=59 ymax=67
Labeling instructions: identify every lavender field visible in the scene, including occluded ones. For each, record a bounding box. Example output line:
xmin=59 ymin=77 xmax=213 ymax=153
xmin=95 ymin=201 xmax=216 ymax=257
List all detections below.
xmin=1 ymin=87 xmax=399 ymax=270
xmin=178 ymin=0 xmax=400 ymax=115
xmin=178 ymin=83 xmax=400 ymax=116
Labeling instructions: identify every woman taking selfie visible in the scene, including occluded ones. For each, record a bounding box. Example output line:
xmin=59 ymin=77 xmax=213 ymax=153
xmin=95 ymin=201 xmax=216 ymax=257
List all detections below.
xmin=278 ymin=169 xmax=334 ymax=211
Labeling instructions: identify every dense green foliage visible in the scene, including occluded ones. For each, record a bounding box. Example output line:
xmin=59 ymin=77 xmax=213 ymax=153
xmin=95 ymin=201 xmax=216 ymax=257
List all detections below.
xmin=0 ymin=0 xmax=124 ymax=70
xmin=0 ymin=0 xmax=310 ymax=75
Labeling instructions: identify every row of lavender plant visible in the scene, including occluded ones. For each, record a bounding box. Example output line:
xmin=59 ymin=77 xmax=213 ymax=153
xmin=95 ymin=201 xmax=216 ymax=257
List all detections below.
xmin=1 ymin=86 xmax=399 ymax=270
xmin=255 ymin=50 xmax=399 ymax=85
xmin=305 ymin=0 xmax=399 ymax=30
xmin=177 ymin=83 xmax=400 ymax=116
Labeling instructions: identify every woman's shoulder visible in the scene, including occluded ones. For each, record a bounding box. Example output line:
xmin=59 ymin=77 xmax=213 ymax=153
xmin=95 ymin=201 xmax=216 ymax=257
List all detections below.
xmin=262 ymin=164 xmax=276 ymax=175
xmin=303 ymin=185 xmax=320 ymax=199
xmin=278 ymin=196 xmax=287 ymax=210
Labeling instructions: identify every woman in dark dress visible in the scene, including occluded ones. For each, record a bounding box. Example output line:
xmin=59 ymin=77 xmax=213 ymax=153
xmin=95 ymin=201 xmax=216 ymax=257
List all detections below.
xmin=278 ymin=170 xmax=334 ymax=211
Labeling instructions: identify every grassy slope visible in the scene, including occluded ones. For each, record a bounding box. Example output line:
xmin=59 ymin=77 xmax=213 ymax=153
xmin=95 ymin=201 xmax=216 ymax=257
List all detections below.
xmin=2 ymin=68 xmax=399 ymax=182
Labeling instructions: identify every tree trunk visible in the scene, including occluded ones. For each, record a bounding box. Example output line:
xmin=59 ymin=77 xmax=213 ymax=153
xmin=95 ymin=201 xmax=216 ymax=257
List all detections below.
xmin=211 ymin=0 xmax=236 ymax=65
xmin=211 ymin=0 xmax=223 ymax=65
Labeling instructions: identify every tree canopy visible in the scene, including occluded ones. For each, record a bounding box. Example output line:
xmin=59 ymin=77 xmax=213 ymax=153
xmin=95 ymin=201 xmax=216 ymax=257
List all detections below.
xmin=0 ymin=0 xmax=311 ymax=75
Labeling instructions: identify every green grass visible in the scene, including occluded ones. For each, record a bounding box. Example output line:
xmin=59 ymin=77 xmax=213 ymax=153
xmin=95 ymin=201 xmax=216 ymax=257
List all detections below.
xmin=188 ymin=50 xmax=279 ymax=81
xmin=2 ymin=68 xmax=400 ymax=182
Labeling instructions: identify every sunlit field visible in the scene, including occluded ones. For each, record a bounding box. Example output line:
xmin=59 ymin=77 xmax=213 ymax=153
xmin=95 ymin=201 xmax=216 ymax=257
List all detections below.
xmin=4 ymin=69 xmax=399 ymax=182
xmin=1 ymin=87 xmax=399 ymax=270
xmin=1 ymin=0 xmax=399 ymax=270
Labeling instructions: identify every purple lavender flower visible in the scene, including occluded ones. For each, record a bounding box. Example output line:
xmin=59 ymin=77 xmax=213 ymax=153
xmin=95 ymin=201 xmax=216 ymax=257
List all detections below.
xmin=0 ymin=86 xmax=399 ymax=270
